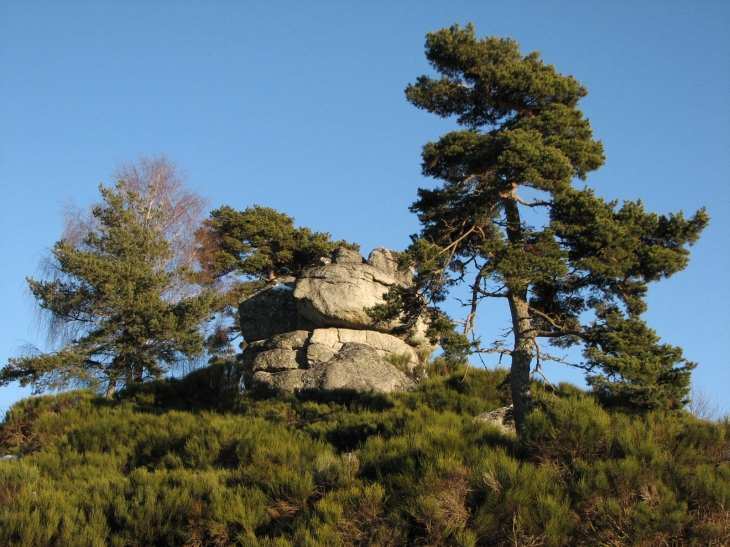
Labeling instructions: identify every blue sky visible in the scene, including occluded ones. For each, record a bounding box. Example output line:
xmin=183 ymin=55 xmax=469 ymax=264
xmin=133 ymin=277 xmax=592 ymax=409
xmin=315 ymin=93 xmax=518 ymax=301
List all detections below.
xmin=1 ymin=1 xmax=728 ymax=416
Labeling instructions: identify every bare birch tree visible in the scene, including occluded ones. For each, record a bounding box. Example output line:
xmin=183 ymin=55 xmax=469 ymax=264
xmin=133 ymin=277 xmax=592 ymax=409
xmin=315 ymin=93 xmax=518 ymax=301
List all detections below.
xmin=62 ymin=155 xmax=209 ymax=300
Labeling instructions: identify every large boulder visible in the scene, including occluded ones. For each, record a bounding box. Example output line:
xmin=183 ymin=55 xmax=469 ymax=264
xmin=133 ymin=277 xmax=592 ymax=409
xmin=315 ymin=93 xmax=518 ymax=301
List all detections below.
xmin=238 ymin=282 xmax=318 ymax=343
xmin=293 ymin=263 xmax=402 ymax=331
xmin=238 ymin=281 xmax=299 ymax=342
xmin=242 ymin=330 xmax=310 ymax=373
xmin=252 ymin=343 xmax=416 ymax=394
xmin=308 ymin=328 xmax=419 ymax=369
xmin=308 ymin=343 xmax=416 ymax=392
xmin=251 ymin=349 xmax=304 ymax=372
xmin=237 ymin=247 xmax=432 ymax=345
xmin=242 ymin=328 xmax=421 ymax=373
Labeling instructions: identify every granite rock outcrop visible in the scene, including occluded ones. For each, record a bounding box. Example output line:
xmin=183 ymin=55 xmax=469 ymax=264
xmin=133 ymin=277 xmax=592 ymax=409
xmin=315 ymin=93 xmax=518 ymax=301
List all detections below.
xmin=239 ymin=247 xmax=431 ymax=394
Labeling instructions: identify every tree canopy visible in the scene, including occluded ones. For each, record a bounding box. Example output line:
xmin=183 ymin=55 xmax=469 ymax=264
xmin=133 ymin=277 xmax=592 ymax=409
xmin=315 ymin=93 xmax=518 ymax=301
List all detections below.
xmin=195 ymin=205 xmax=358 ymax=352
xmin=0 ymin=180 xmax=215 ymax=398
xmin=198 ymin=205 xmax=359 ymax=283
xmin=385 ymin=24 xmax=708 ymax=433
xmin=64 ymin=156 xmax=208 ymax=295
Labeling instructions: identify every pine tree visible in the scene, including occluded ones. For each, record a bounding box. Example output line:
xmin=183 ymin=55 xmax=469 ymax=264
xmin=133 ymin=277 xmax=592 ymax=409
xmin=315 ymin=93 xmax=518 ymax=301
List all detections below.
xmin=195 ymin=205 xmax=358 ymax=350
xmin=198 ymin=205 xmax=359 ymax=282
xmin=1 ymin=183 xmax=215 ymax=397
xmin=391 ymin=24 xmax=707 ymax=432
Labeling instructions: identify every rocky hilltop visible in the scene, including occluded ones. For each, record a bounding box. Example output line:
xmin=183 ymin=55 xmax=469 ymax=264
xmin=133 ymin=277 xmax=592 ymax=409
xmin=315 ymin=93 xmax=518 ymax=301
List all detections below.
xmin=239 ymin=247 xmax=431 ymax=393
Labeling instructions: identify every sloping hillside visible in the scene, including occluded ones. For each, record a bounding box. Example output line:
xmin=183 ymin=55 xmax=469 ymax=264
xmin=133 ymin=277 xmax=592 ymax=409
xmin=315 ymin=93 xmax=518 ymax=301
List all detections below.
xmin=1 ymin=361 xmax=728 ymax=547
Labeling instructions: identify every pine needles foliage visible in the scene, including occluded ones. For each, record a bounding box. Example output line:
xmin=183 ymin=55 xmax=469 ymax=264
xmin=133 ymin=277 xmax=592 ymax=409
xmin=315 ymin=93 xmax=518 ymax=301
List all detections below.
xmin=1 ymin=365 xmax=728 ymax=546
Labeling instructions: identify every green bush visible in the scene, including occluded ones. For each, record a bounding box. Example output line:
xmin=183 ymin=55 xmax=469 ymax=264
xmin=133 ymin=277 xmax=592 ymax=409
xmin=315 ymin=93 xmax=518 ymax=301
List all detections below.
xmin=1 ymin=365 xmax=728 ymax=546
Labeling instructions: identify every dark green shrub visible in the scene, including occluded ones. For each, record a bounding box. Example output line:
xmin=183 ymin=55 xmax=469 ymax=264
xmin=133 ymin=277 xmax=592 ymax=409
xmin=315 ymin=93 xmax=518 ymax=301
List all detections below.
xmin=522 ymin=394 xmax=612 ymax=464
xmin=1 ymin=366 xmax=728 ymax=546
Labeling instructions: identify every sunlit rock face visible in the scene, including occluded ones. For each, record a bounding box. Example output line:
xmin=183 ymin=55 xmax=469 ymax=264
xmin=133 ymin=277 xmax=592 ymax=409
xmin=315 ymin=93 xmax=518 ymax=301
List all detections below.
xmin=294 ymin=262 xmax=403 ymax=331
xmin=238 ymin=247 xmax=434 ymax=394
xmin=243 ymin=331 xmax=417 ymax=394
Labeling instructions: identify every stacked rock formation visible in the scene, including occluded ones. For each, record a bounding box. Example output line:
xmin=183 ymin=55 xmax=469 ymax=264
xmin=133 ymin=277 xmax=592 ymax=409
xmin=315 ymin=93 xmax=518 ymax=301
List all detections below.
xmin=239 ymin=247 xmax=430 ymax=394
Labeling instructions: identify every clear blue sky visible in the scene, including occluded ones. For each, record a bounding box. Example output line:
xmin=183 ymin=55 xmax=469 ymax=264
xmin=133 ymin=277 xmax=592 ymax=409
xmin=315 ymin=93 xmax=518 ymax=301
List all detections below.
xmin=1 ymin=1 xmax=728 ymax=416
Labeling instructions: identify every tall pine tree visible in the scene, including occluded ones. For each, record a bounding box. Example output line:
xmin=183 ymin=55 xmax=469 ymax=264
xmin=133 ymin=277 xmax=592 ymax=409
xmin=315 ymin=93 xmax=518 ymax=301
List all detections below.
xmin=1 ymin=183 xmax=215 ymax=397
xmin=391 ymin=24 xmax=707 ymax=433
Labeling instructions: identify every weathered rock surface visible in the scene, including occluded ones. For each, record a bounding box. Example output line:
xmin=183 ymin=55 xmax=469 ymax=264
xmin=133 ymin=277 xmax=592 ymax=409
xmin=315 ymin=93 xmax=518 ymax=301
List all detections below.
xmin=237 ymin=246 xmax=435 ymax=395
xmin=243 ymin=328 xmax=421 ymax=373
xmin=238 ymin=247 xmax=432 ymax=345
xmin=309 ymin=328 xmax=419 ymax=368
xmin=251 ymin=349 xmax=305 ymax=372
xmin=238 ymin=280 xmax=299 ymax=342
xmin=294 ymin=263 xmax=402 ymax=331
xmin=306 ymin=343 xmax=337 ymax=364
xmin=309 ymin=343 xmax=415 ymax=392
xmin=252 ymin=369 xmax=307 ymax=392
xmin=474 ymin=406 xmax=516 ymax=434
xmin=260 ymin=330 xmax=311 ymax=350
xmin=331 ymin=247 xmax=365 ymax=264
xmin=252 ymin=343 xmax=415 ymax=394
xmin=367 ymin=248 xmax=413 ymax=286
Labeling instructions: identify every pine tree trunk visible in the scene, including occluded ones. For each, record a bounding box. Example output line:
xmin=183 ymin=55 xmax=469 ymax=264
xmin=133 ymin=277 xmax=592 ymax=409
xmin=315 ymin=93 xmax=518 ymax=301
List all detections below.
xmin=508 ymin=290 xmax=534 ymax=435
xmin=503 ymin=193 xmax=534 ymax=435
xmin=105 ymin=378 xmax=117 ymax=399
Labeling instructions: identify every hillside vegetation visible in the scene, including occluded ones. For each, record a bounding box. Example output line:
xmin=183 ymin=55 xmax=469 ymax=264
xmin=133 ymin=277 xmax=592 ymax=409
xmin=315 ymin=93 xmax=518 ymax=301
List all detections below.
xmin=1 ymin=361 xmax=728 ymax=547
